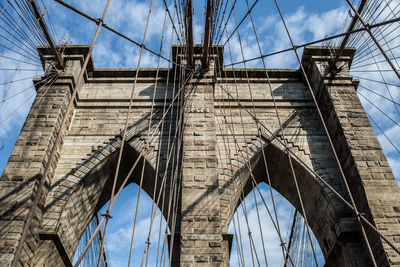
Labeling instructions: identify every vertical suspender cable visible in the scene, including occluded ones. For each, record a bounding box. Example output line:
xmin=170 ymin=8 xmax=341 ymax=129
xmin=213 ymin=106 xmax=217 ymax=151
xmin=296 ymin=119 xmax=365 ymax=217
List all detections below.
xmin=10 ymin=1 xmax=113 ymax=265
xmin=271 ymin=0 xmax=378 ymax=265
xmin=345 ymin=0 xmax=400 ymax=79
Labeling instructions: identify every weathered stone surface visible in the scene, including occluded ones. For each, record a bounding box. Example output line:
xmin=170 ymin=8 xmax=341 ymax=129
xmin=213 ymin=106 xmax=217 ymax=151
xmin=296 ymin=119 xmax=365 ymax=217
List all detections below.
xmin=0 ymin=45 xmax=398 ymax=266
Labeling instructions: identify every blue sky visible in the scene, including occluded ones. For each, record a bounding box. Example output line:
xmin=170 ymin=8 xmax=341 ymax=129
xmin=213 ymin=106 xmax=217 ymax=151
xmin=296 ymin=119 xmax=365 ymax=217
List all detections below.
xmin=1 ymin=0 xmax=399 ymax=266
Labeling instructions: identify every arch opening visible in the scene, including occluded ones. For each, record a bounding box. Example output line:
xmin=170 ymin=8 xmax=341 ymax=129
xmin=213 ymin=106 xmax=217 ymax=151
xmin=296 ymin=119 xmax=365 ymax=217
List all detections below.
xmin=73 ymin=183 xmax=170 ymax=266
xmin=35 ymin=138 xmax=175 ymax=266
xmin=225 ymin=142 xmax=355 ymax=265
xmin=228 ymin=182 xmax=324 ymax=266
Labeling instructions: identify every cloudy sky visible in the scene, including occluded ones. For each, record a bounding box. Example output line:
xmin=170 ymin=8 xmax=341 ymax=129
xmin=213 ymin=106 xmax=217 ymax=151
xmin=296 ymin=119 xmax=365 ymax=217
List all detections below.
xmin=0 ymin=0 xmax=399 ymax=266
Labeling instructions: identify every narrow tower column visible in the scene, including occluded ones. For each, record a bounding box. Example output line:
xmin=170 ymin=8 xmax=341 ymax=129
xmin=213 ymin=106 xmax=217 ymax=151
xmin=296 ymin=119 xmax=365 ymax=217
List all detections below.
xmin=303 ymin=46 xmax=400 ymax=266
xmin=178 ymin=62 xmax=225 ymax=266
xmin=0 ymin=46 xmax=91 ymax=266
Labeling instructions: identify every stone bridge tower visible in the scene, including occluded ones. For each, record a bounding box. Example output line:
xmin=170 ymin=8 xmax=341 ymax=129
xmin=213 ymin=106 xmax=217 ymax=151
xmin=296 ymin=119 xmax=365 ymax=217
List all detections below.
xmin=0 ymin=44 xmax=399 ymax=266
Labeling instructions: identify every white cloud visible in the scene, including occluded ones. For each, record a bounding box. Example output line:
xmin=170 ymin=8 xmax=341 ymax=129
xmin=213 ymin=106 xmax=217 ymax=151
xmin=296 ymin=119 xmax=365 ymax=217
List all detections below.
xmin=222 ymin=5 xmax=348 ymax=68
xmin=228 ymin=183 xmax=323 ymax=266
xmin=0 ymin=49 xmax=40 ymax=140
xmin=349 ymin=0 xmax=400 ymax=184
xmin=377 ymin=125 xmax=400 ymax=154
xmin=388 ymin=156 xmax=400 ymax=185
xmin=2 ymin=1 xmax=400 ymax=266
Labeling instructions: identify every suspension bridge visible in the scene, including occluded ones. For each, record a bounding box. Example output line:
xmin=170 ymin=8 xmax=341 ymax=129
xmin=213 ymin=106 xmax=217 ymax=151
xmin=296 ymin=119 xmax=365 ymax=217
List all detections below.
xmin=0 ymin=0 xmax=400 ymax=266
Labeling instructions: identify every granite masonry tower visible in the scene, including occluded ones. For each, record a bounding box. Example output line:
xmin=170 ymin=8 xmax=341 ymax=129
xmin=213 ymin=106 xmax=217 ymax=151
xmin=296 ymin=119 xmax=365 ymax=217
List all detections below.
xmin=0 ymin=43 xmax=400 ymax=267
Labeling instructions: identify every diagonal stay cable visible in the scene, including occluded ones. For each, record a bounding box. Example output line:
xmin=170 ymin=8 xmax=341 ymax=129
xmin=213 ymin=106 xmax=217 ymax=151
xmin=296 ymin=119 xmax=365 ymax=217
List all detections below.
xmin=0 ymin=53 xmax=41 ymax=66
xmin=73 ymin=69 xmax=194 ymax=267
xmin=215 ymin=0 xmax=237 ymax=44
xmin=222 ymin=23 xmax=262 ymax=264
xmin=97 ymin=0 xmax=160 ymax=265
xmin=345 ymin=0 xmax=400 ymax=79
xmin=153 ymin=31 xmax=177 ymax=266
xmin=217 ymin=8 xmax=293 ymax=265
xmin=243 ymin=0 xmax=317 ymax=262
xmin=154 ymin=42 xmax=182 ymax=267
xmin=237 ymin=0 xmax=319 ymax=263
xmin=222 ymin=1 xmax=299 ymax=263
xmin=352 ymin=75 xmax=400 ymax=87
xmin=10 ymin=0 xmax=113 ymax=265
xmin=365 ymin=109 xmax=400 ymax=155
xmin=359 ymin=33 xmax=400 ymax=118
xmin=349 ymin=1 xmax=400 ymax=66
xmin=0 ymin=68 xmax=17 ymax=111
xmin=166 ymin=58 xmax=187 ymax=267
xmin=125 ymin=0 xmax=170 ymax=264
xmin=216 ymin=10 xmax=297 ymax=261
xmin=136 ymin=0 xmax=176 ymax=264
xmin=213 ymin=77 xmax=400 ymax=258
xmin=0 ymin=71 xmax=59 ymax=151
xmin=272 ymin=0 xmax=377 ymax=264
xmin=251 ymin=181 xmax=269 ymax=266
xmin=223 ymin=16 xmax=400 ymax=68
xmin=214 ymin=91 xmax=247 ymax=266
xmin=161 ymin=0 xmax=182 ymax=44
xmin=357 ymin=84 xmax=400 ymax=106
xmin=357 ymin=91 xmax=400 ymax=128
xmin=52 ymin=0 xmax=191 ymax=71
xmin=222 ymin=0 xmax=259 ymax=46
xmin=213 ymin=67 xmax=297 ymax=265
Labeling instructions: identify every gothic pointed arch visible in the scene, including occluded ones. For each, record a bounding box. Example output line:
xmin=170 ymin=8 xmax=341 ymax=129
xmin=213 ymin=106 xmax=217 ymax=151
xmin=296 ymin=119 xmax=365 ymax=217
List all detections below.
xmin=226 ymin=142 xmax=365 ymax=266
xmin=32 ymin=129 xmax=170 ymax=265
